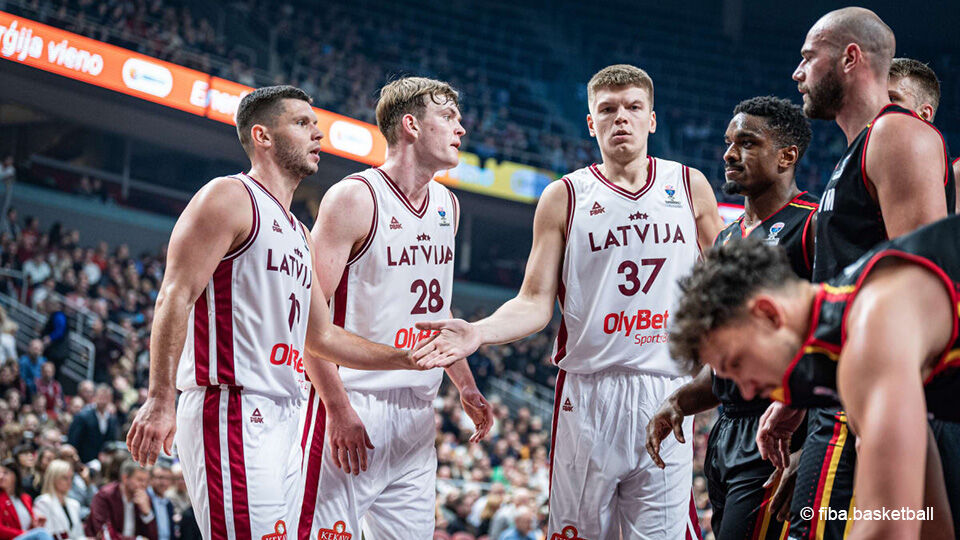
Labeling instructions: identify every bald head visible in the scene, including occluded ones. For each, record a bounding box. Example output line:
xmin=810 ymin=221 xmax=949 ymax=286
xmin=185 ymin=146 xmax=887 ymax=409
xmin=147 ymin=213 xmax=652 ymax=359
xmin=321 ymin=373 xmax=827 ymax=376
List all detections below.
xmin=810 ymin=7 xmax=895 ymax=75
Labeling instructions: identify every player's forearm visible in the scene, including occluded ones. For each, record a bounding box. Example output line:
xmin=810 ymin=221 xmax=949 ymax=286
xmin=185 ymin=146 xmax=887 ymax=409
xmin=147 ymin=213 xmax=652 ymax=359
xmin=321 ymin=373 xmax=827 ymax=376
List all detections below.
xmin=302 ymin=353 xmax=351 ymax=410
xmin=444 ymin=358 xmax=479 ymax=393
xmin=474 ymin=294 xmax=553 ymax=346
xmin=671 ymin=366 xmax=719 ymax=416
xmin=309 ymin=326 xmax=412 ymax=370
xmin=146 ymin=288 xmax=191 ymax=399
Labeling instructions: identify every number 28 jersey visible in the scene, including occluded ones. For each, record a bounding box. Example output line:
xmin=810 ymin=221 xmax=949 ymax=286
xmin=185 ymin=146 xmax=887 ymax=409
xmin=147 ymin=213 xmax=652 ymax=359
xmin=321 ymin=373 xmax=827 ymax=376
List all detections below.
xmin=331 ymin=168 xmax=456 ymax=401
xmin=553 ymin=158 xmax=701 ymax=376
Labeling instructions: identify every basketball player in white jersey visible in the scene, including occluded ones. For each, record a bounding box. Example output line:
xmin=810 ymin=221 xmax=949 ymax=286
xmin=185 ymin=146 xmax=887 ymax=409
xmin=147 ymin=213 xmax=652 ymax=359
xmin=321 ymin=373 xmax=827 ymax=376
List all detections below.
xmin=125 ymin=86 xmax=429 ymax=540
xmin=294 ymin=77 xmax=493 ymax=540
xmin=415 ymin=65 xmax=723 ymax=539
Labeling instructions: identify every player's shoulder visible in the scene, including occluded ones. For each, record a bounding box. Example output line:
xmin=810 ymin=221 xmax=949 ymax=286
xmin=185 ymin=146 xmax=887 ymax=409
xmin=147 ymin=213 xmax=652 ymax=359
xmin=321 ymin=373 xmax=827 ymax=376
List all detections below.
xmin=190 ymin=175 xmax=252 ymax=214
xmin=323 ymin=170 xmax=378 ymax=207
xmin=871 ymin=107 xmax=942 ymax=144
xmin=797 ymin=192 xmax=820 ymax=206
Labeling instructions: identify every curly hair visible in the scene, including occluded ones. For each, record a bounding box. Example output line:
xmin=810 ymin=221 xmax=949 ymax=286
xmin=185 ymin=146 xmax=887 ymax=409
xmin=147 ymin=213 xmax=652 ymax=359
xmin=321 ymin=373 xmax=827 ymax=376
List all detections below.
xmin=669 ymin=238 xmax=801 ymax=374
xmin=733 ymin=96 xmax=812 ymax=160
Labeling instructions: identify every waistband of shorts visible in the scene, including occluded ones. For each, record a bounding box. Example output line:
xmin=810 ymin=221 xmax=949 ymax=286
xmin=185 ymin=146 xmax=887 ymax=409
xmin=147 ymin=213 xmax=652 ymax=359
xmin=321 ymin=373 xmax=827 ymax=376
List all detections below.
xmin=347 ymin=386 xmax=433 ymax=407
xmin=719 ymin=401 xmax=769 ymax=418
xmin=180 ymin=386 xmax=302 ymax=406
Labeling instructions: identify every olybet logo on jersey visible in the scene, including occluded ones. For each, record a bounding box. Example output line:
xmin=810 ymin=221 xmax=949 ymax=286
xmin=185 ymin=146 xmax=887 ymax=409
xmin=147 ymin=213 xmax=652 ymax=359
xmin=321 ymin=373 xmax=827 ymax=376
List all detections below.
xmin=318 ymin=521 xmax=351 ymax=540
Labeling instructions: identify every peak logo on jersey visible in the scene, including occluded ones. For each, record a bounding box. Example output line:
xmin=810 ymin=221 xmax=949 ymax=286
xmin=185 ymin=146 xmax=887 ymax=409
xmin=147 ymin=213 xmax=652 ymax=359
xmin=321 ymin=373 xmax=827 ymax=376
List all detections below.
xmin=664 ymin=185 xmax=682 ymax=208
xmin=438 ymin=206 xmax=450 ymax=226
xmin=550 ymin=526 xmax=585 ymax=540
xmin=261 ymin=520 xmax=286 ymax=540
xmin=250 ymin=408 xmax=263 ymax=424
xmin=272 ymin=220 xmax=283 ymax=233
xmin=390 ymin=217 xmax=402 ymax=230
xmin=628 ymin=211 xmax=648 ymax=221
xmin=766 ymin=222 xmax=785 ymax=245
xmin=589 ymin=202 xmax=605 ymax=216
xmin=417 ymin=233 xmax=431 ymax=242
xmin=562 ymin=398 xmax=573 ymax=412
xmin=317 ymin=521 xmax=351 ymax=540
xmin=588 ymin=223 xmax=685 ymax=252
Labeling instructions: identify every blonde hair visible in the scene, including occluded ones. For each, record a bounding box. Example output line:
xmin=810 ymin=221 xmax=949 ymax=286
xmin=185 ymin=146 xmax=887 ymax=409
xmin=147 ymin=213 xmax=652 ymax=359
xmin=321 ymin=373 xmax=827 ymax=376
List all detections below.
xmin=375 ymin=77 xmax=459 ymax=146
xmin=41 ymin=459 xmax=72 ymax=497
xmin=587 ymin=64 xmax=655 ymax=109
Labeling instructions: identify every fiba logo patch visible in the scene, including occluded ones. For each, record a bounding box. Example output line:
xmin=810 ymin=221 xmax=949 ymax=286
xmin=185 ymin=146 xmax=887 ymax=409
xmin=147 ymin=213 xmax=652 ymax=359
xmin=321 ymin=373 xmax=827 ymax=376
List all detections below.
xmin=261 ymin=520 xmax=286 ymax=540
xmin=765 ymin=222 xmax=785 ymax=245
xmin=550 ymin=525 xmax=585 ymax=540
xmin=438 ymin=206 xmax=450 ymax=226
xmin=318 ymin=520 xmax=351 ymax=540
xmin=664 ymin=185 xmax=682 ymax=208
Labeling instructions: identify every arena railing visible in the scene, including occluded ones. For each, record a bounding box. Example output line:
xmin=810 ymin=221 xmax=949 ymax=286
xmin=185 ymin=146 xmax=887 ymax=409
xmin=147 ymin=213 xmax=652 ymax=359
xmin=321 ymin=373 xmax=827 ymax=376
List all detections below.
xmin=485 ymin=371 xmax=552 ymax=422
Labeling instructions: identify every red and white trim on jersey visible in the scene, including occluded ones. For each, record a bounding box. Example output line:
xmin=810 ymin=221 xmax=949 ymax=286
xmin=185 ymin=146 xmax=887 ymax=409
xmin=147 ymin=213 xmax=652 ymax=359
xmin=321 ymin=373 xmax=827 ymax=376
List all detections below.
xmin=296 ymin=387 xmax=327 ymax=540
xmin=242 ymin=173 xmax=297 ymax=229
xmin=547 ymin=369 xmax=567 ymax=502
xmin=449 ymin=191 xmax=460 ymax=235
xmin=376 ymin=167 xmax=429 ymax=218
xmin=203 ymin=387 xmax=251 ymax=540
xmin=344 ymin=175 xmax=378 ymax=267
xmin=223 ymin=179 xmax=260 ymax=261
xmin=681 ymin=166 xmax=702 ymax=258
xmin=686 ymin=490 xmax=703 ymax=539
xmin=588 ymin=156 xmax=657 ymax=200
xmin=552 ymin=178 xmax=576 ymax=366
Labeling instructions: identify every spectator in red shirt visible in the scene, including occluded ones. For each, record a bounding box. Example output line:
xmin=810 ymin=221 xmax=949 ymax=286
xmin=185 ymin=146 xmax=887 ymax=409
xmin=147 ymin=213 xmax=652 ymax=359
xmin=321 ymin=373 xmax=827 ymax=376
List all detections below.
xmin=34 ymin=364 xmax=63 ymax=419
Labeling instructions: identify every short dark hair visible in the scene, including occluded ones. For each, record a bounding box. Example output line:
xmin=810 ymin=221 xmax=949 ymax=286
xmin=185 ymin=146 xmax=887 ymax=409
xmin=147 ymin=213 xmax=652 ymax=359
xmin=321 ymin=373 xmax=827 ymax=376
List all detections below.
xmin=235 ymin=85 xmax=313 ymax=156
xmin=889 ymin=58 xmax=941 ymax=116
xmin=669 ymin=238 xmax=801 ymax=374
xmin=733 ymin=96 xmax=812 ymax=160
xmin=1 ymin=458 xmax=24 ymax=497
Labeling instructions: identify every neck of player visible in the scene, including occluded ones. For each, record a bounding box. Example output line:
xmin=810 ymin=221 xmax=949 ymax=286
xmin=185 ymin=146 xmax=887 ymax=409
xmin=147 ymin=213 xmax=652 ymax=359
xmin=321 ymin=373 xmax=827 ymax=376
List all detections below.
xmin=379 ymin=151 xmax=435 ymax=206
xmin=598 ymin=149 xmax=650 ymax=190
xmin=835 ymin=80 xmax=891 ymax=145
xmin=247 ymin=161 xmax=300 ymax=210
xmin=743 ymin=178 xmax=801 ymax=228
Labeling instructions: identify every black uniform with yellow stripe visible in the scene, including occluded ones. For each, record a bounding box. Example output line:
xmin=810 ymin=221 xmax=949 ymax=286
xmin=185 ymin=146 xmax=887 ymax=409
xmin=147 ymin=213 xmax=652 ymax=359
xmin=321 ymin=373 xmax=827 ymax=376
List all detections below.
xmin=781 ymin=215 xmax=960 ymax=538
xmin=704 ymin=192 xmax=817 ymax=540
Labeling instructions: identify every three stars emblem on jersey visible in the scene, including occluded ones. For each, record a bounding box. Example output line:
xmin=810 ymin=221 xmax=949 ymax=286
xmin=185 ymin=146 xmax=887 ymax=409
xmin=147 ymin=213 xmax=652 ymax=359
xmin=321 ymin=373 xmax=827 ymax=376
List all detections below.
xmin=663 ymin=185 xmax=682 ymax=208
xmin=261 ymin=520 xmax=286 ymax=540
xmin=417 ymin=233 xmax=431 ymax=242
xmin=551 ymin=525 xmax=585 ymax=540
xmin=389 ymin=217 xmax=402 ymax=230
xmin=589 ymin=202 xmax=605 ymax=216
xmin=272 ymin=220 xmax=283 ymax=233
xmin=628 ymin=211 xmax=648 ymax=220
xmin=318 ymin=521 xmax=351 ymax=540
xmin=250 ymin=408 xmax=263 ymax=424
xmin=562 ymin=398 xmax=573 ymax=412
xmin=438 ymin=206 xmax=450 ymax=226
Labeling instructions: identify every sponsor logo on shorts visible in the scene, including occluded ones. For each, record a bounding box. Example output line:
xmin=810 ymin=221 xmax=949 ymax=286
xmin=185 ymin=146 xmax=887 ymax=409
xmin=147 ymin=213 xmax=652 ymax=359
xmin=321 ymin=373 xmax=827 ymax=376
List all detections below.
xmin=550 ymin=525 xmax=585 ymax=540
xmin=589 ymin=202 xmax=605 ymax=216
xmin=562 ymin=398 xmax=573 ymax=412
xmin=318 ymin=521 xmax=351 ymax=540
xmin=250 ymin=408 xmax=263 ymax=424
xmin=261 ymin=520 xmax=286 ymax=540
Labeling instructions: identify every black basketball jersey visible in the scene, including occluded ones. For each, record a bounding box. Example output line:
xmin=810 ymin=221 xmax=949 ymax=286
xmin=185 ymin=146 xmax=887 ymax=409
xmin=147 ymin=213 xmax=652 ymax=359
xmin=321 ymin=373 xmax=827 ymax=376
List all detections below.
xmin=712 ymin=192 xmax=819 ymax=410
xmin=778 ymin=215 xmax=960 ymax=422
xmin=812 ymin=103 xmax=956 ymax=282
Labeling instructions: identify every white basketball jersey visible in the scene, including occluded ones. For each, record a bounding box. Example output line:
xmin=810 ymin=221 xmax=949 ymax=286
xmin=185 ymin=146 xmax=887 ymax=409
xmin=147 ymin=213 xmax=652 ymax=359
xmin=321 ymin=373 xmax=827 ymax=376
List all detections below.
xmin=176 ymin=173 xmax=312 ymax=399
xmin=553 ymin=158 xmax=701 ymax=376
xmin=331 ymin=168 xmax=456 ymax=401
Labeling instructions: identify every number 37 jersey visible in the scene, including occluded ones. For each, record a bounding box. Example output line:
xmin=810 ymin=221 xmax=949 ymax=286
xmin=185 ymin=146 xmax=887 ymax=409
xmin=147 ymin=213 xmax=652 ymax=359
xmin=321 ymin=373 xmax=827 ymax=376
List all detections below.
xmin=331 ymin=168 xmax=456 ymax=401
xmin=554 ymin=158 xmax=701 ymax=376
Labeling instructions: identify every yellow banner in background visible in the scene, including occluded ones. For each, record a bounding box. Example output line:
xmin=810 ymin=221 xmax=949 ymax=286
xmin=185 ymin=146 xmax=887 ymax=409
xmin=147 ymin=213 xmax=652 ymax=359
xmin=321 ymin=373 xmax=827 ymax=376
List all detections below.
xmin=435 ymin=151 xmax=559 ymax=203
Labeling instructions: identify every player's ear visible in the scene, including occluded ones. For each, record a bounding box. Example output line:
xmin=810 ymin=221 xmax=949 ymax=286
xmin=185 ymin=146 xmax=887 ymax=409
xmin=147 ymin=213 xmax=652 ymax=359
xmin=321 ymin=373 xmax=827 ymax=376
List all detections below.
xmin=401 ymin=113 xmax=419 ymax=141
xmin=749 ymin=295 xmax=783 ymax=329
xmin=648 ymin=110 xmax=657 ymax=134
xmin=586 ymin=114 xmax=596 ymax=137
xmin=252 ymin=124 xmax=271 ymax=149
xmin=778 ymin=145 xmax=800 ymax=171
xmin=919 ymin=104 xmax=935 ymax=123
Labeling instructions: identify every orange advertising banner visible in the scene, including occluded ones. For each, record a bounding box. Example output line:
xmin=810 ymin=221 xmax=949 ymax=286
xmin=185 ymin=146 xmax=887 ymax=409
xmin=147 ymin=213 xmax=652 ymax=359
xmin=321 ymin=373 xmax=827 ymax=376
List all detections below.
xmin=0 ymin=11 xmax=387 ymax=165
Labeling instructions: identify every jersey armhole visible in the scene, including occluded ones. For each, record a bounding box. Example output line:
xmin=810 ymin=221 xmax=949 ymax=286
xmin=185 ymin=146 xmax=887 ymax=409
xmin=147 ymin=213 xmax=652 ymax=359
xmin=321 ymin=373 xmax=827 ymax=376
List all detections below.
xmin=344 ymin=176 xmax=378 ymax=267
xmin=449 ymin=190 xmax=460 ymax=236
xmin=560 ymin=176 xmax=575 ymax=243
xmin=222 ymin=178 xmax=259 ymax=261
xmin=801 ymin=209 xmax=816 ymax=274
xmin=681 ymin=166 xmax=703 ymax=259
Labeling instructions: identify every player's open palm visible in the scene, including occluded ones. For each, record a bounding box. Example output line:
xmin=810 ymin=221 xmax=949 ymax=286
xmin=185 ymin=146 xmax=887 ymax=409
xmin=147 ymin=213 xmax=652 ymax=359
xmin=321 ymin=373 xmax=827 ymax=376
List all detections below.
xmin=412 ymin=319 xmax=481 ymax=368
xmin=645 ymin=400 xmax=685 ymax=469
xmin=460 ymin=388 xmax=494 ymax=443
xmin=756 ymin=401 xmax=806 ymax=469
xmin=126 ymin=396 xmax=176 ymax=467
xmin=325 ymin=404 xmax=374 ymax=476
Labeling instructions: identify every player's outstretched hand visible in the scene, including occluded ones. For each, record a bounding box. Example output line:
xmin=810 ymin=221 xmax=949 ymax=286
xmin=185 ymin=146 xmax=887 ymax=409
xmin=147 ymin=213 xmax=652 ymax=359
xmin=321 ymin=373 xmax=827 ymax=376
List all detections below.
xmin=460 ymin=387 xmax=494 ymax=443
xmin=126 ymin=396 xmax=176 ymax=467
xmin=764 ymin=448 xmax=802 ymax=522
xmin=412 ymin=319 xmax=481 ymax=369
xmin=756 ymin=401 xmax=806 ymax=469
xmin=645 ymin=399 xmax=686 ymax=469
xmin=325 ymin=403 xmax=374 ymax=476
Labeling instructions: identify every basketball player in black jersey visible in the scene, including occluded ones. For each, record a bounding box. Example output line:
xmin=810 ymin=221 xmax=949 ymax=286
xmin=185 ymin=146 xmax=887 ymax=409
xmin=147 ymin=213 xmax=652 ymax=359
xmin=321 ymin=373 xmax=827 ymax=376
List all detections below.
xmin=886 ymin=56 xmax=960 ymax=538
xmin=645 ymin=96 xmax=816 ymax=540
xmin=887 ymin=57 xmax=959 ymax=213
xmin=668 ymin=216 xmax=960 ymax=540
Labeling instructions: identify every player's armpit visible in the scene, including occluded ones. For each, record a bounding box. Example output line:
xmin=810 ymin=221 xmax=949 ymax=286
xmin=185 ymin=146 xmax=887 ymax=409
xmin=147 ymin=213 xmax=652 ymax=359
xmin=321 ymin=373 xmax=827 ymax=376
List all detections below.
xmin=866 ymin=114 xmax=948 ymax=239
xmin=310 ymin=178 xmax=375 ymax=299
xmin=686 ymin=168 xmax=723 ymax=254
